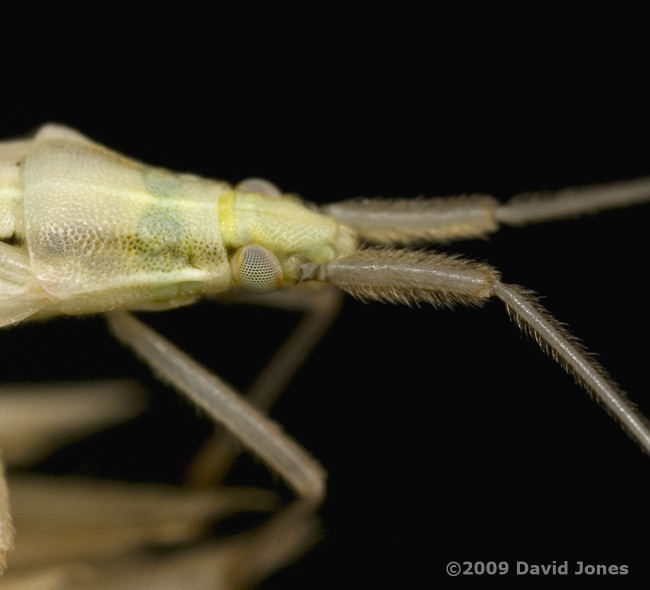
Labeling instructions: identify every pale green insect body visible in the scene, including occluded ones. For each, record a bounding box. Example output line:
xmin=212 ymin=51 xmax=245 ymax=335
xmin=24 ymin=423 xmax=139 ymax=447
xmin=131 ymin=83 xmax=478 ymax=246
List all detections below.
xmin=0 ymin=125 xmax=357 ymax=326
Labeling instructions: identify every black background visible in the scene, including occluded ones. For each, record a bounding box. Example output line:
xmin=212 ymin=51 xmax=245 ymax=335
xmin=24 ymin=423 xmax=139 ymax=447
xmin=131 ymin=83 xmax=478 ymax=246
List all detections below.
xmin=3 ymin=24 xmax=650 ymax=588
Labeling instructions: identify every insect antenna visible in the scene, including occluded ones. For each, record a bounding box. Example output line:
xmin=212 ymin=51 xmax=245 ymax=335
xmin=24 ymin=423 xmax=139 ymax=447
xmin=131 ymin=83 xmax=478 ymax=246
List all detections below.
xmin=319 ymin=247 xmax=650 ymax=457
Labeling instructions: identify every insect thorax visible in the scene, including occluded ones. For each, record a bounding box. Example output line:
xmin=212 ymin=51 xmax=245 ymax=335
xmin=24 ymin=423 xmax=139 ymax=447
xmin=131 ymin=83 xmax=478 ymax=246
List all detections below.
xmin=19 ymin=126 xmax=231 ymax=314
xmin=8 ymin=125 xmax=356 ymax=318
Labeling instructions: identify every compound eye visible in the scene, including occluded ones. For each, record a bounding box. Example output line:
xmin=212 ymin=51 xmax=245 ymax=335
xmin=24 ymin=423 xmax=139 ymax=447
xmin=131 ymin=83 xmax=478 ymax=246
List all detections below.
xmin=231 ymin=244 xmax=283 ymax=292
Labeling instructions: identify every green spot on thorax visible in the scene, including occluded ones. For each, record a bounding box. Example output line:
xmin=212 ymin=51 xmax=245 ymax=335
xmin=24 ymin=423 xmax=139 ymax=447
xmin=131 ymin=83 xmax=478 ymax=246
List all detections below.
xmin=137 ymin=205 xmax=186 ymax=265
xmin=143 ymin=167 xmax=186 ymax=198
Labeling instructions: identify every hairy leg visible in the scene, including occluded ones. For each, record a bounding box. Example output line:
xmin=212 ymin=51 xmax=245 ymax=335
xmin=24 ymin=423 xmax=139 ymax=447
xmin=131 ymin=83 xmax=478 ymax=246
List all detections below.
xmin=188 ymin=286 xmax=342 ymax=485
xmin=106 ymin=312 xmax=326 ymax=505
xmin=0 ymin=460 xmax=12 ymax=572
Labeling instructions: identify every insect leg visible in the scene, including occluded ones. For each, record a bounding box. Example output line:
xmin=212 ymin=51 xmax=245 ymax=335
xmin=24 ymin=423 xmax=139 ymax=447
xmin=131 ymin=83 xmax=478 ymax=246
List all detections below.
xmin=189 ymin=286 xmax=343 ymax=485
xmin=106 ymin=312 xmax=326 ymax=505
xmin=0 ymin=460 xmax=12 ymax=573
xmin=0 ymin=380 xmax=146 ymax=467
